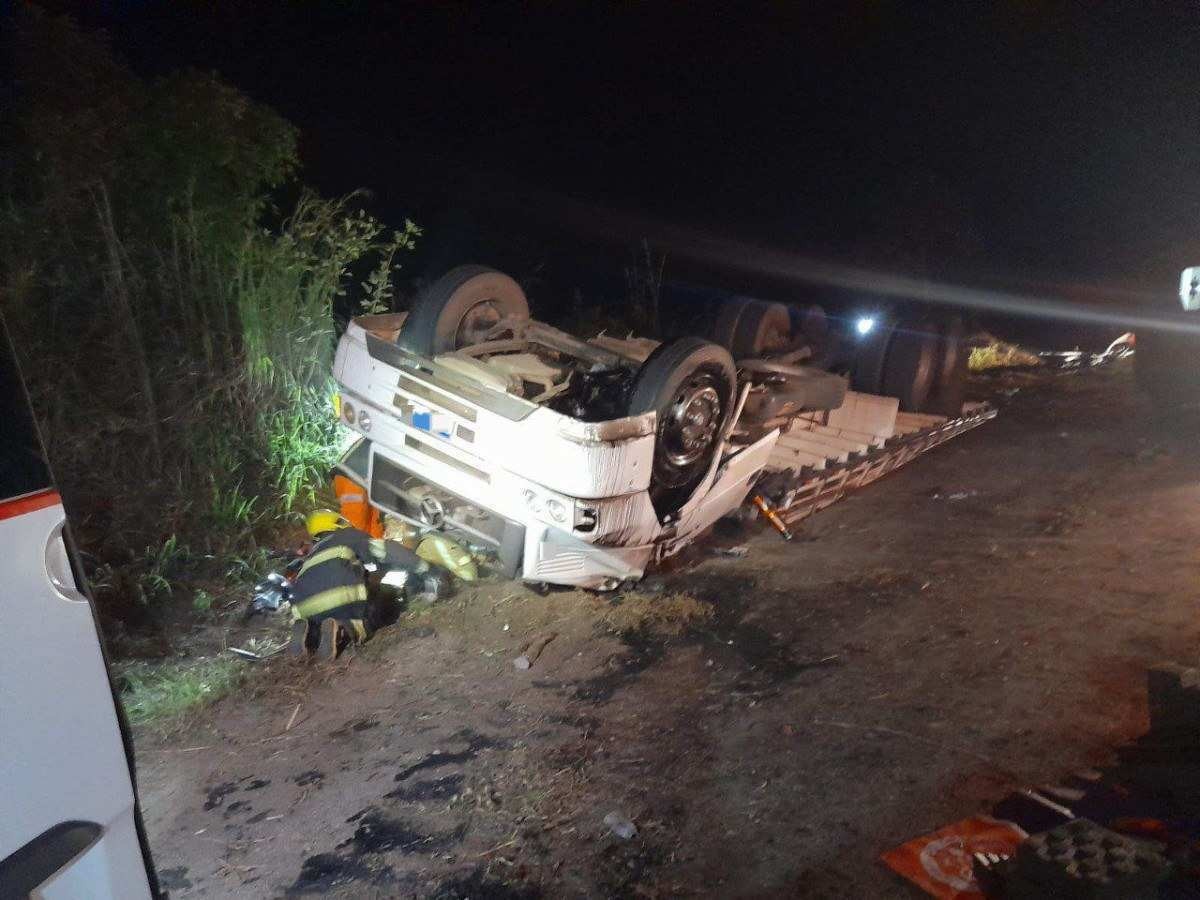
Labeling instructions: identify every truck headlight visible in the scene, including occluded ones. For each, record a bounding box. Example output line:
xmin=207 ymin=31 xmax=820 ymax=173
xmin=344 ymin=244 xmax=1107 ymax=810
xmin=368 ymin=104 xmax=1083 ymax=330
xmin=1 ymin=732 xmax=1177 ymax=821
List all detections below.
xmin=342 ymin=400 xmax=356 ymax=425
xmin=358 ymin=410 xmax=372 ymax=431
xmin=522 ymin=489 xmax=542 ymax=514
xmin=855 ymin=316 xmax=876 ymax=336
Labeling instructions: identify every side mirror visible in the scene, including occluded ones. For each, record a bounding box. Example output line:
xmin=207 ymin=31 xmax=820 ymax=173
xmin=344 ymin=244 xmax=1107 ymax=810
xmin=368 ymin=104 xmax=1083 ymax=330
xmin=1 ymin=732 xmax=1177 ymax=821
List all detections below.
xmin=1180 ymin=267 xmax=1200 ymax=310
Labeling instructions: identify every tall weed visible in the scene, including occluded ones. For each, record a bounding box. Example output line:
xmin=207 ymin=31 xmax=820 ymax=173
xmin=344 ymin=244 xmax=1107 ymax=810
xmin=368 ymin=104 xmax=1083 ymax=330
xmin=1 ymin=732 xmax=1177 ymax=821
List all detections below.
xmin=1 ymin=11 xmax=418 ymax=629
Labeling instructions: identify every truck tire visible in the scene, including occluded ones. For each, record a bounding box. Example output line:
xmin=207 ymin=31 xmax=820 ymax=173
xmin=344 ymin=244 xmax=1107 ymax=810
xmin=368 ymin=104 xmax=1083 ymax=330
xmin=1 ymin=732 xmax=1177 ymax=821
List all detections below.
xmin=882 ymin=317 xmax=940 ymax=412
xmin=791 ymin=304 xmax=828 ymax=343
xmin=399 ymin=265 xmax=530 ymax=355
xmin=627 ymin=337 xmax=738 ymax=515
xmin=710 ymin=296 xmax=757 ymax=352
xmin=730 ymin=300 xmax=793 ymax=359
xmin=850 ymin=317 xmax=897 ymax=395
xmin=925 ymin=315 xmax=968 ymax=417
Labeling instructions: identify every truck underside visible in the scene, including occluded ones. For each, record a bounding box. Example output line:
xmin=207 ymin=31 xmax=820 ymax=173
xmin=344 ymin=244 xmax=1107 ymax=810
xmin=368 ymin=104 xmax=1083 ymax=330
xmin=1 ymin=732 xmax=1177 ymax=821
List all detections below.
xmin=333 ymin=266 xmax=988 ymax=588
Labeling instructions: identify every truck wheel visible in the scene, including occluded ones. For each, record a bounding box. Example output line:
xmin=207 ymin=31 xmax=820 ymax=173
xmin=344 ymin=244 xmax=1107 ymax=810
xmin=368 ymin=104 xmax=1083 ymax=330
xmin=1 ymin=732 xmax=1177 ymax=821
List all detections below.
xmin=791 ymin=304 xmax=828 ymax=343
xmin=628 ymin=337 xmax=738 ymax=514
xmin=850 ymin=317 xmax=897 ymax=395
xmin=925 ymin=315 xmax=968 ymax=416
xmin=399 ymin=265 xmax=530 ymax=355
xmin=730 ymin=300 xmax=793 ymax=358
xmin=710 ymin=296 xmax=757 ymax=351
xmin=882 ymin=317 xmax=940 ymax=412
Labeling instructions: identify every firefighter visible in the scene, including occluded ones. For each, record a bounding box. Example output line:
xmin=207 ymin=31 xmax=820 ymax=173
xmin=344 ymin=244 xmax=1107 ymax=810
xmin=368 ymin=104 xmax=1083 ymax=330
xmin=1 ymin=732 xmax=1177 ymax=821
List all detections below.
xmin=288 ymin=510 xmax=428 ymax=660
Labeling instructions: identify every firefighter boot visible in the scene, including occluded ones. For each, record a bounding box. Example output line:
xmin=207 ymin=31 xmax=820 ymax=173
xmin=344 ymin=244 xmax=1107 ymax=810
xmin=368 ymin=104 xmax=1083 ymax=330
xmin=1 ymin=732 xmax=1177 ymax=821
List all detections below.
xmin=288 ymin=619 xmax=312 ymax=657
xmin=317 ymin=618 xmax=349 ymax=661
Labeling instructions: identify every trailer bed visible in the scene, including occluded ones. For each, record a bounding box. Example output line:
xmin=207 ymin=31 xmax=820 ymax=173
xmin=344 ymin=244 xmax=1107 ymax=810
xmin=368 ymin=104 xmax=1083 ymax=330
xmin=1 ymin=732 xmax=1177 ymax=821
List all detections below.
xmin=763 ymin=393 xmax=997 ymax=524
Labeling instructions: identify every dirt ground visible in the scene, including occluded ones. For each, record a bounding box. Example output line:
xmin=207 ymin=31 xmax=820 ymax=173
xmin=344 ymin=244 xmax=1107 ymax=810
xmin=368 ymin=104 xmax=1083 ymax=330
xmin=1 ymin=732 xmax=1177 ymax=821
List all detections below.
xmin=136 ymin=361 xmax=1200 ymax=899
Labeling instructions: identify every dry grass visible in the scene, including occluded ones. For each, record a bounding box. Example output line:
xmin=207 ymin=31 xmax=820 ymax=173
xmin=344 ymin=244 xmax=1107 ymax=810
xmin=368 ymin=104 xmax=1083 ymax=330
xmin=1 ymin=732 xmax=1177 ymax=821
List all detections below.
xmin=969 ymin=341 xmax=1042 ymax=372
xmin=598 ymin=590 xmax=714 ymax=636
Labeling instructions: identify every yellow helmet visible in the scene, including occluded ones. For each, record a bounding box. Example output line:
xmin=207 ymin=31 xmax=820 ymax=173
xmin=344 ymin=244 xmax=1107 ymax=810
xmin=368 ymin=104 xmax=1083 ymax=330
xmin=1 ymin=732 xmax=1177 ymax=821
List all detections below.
xmin=305 ymin=509 xmax=350 ymax=539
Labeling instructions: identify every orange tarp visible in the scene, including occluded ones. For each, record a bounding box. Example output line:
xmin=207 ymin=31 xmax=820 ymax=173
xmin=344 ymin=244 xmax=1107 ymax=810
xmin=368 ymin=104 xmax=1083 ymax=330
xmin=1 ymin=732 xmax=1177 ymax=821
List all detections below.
xmin=881 ymin=815 xmax=1026 ymax=899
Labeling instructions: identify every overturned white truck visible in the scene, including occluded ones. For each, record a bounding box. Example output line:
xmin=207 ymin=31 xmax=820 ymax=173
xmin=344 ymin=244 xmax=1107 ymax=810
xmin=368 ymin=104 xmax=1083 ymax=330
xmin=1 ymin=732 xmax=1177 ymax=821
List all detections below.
xmin=333 ymin=266 xmax=991 ymax=588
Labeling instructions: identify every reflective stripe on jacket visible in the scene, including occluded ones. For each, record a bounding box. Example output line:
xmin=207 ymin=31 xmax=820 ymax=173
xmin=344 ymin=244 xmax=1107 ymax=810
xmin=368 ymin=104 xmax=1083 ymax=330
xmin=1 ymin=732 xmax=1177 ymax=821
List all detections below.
xmin=292 ymin=582 xmax=368 ymax=620
xmin=298 ymin=544 xmax=358 ymax=578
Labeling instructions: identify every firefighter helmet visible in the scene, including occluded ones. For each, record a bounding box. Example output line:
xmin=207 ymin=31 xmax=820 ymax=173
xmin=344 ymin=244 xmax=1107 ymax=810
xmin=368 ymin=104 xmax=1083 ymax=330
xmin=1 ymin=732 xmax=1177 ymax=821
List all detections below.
xmin=305 ymin=509 xmax=351 ymax=539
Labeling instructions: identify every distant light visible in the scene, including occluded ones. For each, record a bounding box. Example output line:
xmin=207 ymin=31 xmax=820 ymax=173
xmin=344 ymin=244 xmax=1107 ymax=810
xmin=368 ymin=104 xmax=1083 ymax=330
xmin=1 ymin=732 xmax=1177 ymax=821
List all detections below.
xmin=855 ymin=316 xmax=876 ymax=336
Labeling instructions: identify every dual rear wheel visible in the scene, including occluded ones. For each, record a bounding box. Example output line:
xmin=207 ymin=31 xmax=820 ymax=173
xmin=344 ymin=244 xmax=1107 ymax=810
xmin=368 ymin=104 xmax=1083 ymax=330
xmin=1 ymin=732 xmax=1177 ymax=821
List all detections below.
xmin=867 ymin=314 xmax=967 ymax=415
xmin=710 ymin=297 xmax=967 ymax=415
xmin=844 ymin=312 xmax=965 ymax=415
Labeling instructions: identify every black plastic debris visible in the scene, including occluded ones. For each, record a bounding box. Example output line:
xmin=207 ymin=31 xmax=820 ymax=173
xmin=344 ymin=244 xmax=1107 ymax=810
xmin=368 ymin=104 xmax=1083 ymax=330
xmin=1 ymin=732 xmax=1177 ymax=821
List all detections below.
xmin=975 ymin=818 xmax=1170 ymax=899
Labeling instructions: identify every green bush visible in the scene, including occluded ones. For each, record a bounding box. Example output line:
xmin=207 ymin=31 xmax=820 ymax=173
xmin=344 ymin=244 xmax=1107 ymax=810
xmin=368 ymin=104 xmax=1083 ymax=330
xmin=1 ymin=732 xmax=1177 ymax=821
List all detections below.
xmin=0 ymin=9 xmax=418 ymax=624
xmin=135 ymin=535 xmax=188 ymax=606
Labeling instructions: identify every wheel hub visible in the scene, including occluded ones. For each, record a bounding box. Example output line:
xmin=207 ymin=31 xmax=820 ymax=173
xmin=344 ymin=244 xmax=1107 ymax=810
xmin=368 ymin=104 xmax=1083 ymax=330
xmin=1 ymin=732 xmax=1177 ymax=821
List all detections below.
xmin=662 ymin=381 xmax=721 ymax=467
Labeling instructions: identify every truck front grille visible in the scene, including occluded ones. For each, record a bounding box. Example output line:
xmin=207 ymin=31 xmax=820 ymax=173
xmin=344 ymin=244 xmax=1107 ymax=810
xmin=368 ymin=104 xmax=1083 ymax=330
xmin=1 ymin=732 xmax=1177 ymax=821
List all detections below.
xmin=369 ymin=452 xmax=524 ymax=578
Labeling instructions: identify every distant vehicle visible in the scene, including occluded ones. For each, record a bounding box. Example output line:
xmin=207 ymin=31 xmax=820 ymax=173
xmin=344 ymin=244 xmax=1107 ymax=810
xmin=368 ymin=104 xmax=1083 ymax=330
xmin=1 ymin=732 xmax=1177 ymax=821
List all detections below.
xmin=332 ymin=265 xmax=980 ymax=589
xmin=0 ymin=318 xmax=159 ymax=898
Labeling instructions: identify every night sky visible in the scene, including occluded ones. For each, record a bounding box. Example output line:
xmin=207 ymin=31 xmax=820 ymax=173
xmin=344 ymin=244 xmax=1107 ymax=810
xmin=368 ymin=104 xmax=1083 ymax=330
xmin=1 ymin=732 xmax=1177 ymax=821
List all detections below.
xmin=25 ymin=2 xmax=1200 ymax=321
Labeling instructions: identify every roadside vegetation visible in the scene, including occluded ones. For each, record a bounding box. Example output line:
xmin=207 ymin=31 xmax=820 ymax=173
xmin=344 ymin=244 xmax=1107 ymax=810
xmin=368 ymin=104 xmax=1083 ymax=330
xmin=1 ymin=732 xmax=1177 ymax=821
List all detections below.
xmin=116 ymin=656 xmax=247 ymax=730
xmin=0 ymin=9 xmax=418 ymax=699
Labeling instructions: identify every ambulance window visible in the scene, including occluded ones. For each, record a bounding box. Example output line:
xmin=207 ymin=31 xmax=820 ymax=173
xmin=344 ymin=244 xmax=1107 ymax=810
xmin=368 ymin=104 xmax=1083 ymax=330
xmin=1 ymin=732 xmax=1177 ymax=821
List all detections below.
xmin=0 ymin=325 xmax=53 ymax=501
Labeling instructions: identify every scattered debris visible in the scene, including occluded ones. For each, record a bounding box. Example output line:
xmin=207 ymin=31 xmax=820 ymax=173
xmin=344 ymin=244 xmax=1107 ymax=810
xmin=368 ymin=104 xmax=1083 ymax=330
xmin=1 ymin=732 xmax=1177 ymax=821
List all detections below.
xmin=416 ymin=533 xmax=478 ymax=581
xmin=227 ymin=636 xmax=287 ymax=661
xmin=931 ymin=490 xmax=978 ymax=502
xmin=971 ymin=850 xmax=1010 ymax=878
xmin=513 ymin=631 xmax=558 ymax=670
xmin=1038 ymin=332 xmax=1135 ymax=371
xmin=415 ymin=567 xmax=455 ymax=602
xmin=752 ymin=494 xmax=794 ymax=541
xmin=887 ymin=663 xmax=1200 ymax=898
xmin=603 ymin=811 xmax=637 ymax=840
xmin=1018 ymin=787 xmax=1074 ymax=820
xmin=248 ymin=572 xmax=292 ymax=615
xmin=881 ymin=815 xmax=1027 ymax=899
xmin=977 ymin=819 xmax=1170 ymax=899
